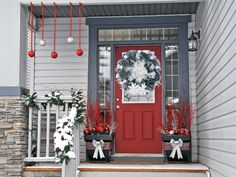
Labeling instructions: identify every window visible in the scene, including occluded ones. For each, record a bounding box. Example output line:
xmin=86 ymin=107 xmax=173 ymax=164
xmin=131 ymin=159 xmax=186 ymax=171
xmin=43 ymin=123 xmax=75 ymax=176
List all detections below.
xmin=98 ymin=28 xmax=179 ymax=41
xmin=98 ymin=46 xmax=111 ymax=105
xmin=165 ymin=45 xmax=179 ymax=100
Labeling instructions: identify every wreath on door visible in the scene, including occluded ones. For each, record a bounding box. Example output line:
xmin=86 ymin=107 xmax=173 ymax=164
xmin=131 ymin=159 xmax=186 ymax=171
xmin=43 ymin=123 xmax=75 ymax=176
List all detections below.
xmin=116 ymin=50 xmax=161 ymax=95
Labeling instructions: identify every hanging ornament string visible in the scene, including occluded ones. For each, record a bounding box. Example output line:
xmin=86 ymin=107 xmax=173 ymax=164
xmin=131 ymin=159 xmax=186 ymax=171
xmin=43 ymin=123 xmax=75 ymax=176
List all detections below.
xmin=51 ymin=2 xmax=58 ymax=58
xmin=70 ymin=2 xmax=73 ymax=37
xmin=53 ymin=2 xmax=57 ymax=52
xmin=30 ymin=2 xmax=34 ymax=51
xmin=41 ymin=3 xmax=45 ymax=40
xmin=39 ymin=2 xmax=46 ymax=46
xmin=28 ymin=2 xmax=35 ymax=57
xmin=76 ymin=2 xmax=83 ymax=56
xmin=67 ymin=2 xmax=74 ymax=43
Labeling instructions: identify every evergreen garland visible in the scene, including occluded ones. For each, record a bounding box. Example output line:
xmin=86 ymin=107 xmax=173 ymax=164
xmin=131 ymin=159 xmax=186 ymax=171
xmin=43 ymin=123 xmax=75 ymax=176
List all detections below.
xmin=45 ymin=90 xmax=63 ymax=106
xmin=24 ymin=92 xmax=39 ymax=109
xmin=71 ymin=88 xmax=86 ymax=124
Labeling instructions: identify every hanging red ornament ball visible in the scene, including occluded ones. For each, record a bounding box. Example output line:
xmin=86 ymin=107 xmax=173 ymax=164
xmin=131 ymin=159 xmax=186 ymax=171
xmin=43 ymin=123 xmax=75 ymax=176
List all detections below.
xmin=76 ymin=48 xmax=83 ymax=56
xmin=51 ymin=51 xmax=58 ymax=59
xmin=28 ymin=50 xmax=35 ymax=57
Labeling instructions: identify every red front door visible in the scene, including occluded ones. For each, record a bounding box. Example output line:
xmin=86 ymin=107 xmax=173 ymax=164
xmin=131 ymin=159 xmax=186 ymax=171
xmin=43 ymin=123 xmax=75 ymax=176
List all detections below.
xmin=115 ymin=46 xmax=162 ymax=153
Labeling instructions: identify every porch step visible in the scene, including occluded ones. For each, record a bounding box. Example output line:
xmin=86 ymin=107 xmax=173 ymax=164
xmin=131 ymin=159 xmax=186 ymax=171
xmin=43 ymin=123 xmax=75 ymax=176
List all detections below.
xmin=111 ymin=153 xmax=165 ymax=162
xmin=78 ymin=163 xmax=210 ymax=177
xmin=23 ymin=166 xmax=61 ymax=177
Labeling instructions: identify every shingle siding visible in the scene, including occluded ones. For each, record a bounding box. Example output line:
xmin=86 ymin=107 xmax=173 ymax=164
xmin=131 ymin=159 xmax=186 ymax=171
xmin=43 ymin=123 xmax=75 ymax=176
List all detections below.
xmin=196 ymin=0 xmax=236 ymax=176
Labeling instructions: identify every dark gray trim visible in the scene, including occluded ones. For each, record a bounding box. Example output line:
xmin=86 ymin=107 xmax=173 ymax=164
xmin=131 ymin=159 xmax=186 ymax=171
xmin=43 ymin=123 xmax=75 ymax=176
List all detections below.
xmin=87 ymin=26 xmax=98 ymax=103
xmin=161 ymin=44 xmax=166 ymax=128
xmin=86 ymin=15 xmax=191 ymax=26
xmin=0 ymin=86 xmax=28 ymax=96
xmin=179 ymin=23 xmax=189 ymax=102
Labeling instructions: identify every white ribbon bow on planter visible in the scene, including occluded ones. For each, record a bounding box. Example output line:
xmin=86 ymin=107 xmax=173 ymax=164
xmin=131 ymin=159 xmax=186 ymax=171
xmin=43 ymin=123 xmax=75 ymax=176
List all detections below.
xmin=169 ymin=138 xmax=183 ymax=159
xmin=92 ymin=139 xmax=105 ymax=159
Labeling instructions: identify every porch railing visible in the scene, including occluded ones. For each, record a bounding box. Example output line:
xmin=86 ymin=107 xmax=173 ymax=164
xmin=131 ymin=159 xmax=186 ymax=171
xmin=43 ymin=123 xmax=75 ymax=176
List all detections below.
xmin=24 ymin=98 xmax=80 ymax=177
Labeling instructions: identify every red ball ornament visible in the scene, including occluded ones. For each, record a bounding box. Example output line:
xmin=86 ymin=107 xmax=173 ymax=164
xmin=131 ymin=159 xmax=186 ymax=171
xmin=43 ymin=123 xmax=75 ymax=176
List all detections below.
xmin=180 ymin=129 xmax=186 ymax=135
xmin=174 ymin=129 xmax=180 ymax=134
xmin=28 ymin=50 xmax=35 ymax=57
xmin=83 ymin=128 xmax=90 ymax=135
xmin=51 ymin=51 xmax=58 ymax=59
xmin=185 ymin=129 xmax=190 ymax=135
xmin=96 ymin=125 xmax=105 ymax=133
xmin=164 ymin=128 xmax=169 ymax=134
xmin=76 ymin=48 xmax=83 ymax=56
xmin=92 ymin=127 xmax=97 ymax=132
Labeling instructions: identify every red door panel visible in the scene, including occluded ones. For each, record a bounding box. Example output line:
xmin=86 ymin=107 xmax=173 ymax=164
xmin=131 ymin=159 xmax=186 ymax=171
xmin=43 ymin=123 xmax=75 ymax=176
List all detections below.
xmin=115 ymin=46 xmax=162 ymax=153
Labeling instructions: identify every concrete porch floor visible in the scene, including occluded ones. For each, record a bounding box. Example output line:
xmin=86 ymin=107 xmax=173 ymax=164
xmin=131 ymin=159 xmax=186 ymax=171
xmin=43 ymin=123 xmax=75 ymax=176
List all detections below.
xmin=78 ymin=162 xmax=209 ymax=173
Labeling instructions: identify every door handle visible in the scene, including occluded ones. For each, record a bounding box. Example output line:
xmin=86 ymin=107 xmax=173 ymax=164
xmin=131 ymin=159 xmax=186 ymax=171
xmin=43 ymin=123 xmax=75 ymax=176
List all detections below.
xmin=116 ymin=105 xmax=120 ymax=110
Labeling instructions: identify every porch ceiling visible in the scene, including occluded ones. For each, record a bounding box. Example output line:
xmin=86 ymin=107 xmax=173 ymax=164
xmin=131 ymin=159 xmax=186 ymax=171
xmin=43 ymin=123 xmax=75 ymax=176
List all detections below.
xmin=32 ymin=2 xmax=199 ymax=18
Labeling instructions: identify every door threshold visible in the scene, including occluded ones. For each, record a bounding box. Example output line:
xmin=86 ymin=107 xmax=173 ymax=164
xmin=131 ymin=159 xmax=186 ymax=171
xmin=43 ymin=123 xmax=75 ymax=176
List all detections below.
xmin=111 ymin=153 xmax=165 ymax=162
xmin=113 ymin=153 xmax=164 ymax=157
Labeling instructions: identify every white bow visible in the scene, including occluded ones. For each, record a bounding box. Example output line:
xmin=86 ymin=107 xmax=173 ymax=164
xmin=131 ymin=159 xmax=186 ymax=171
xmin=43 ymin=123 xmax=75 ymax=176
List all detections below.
xmin=169 ymin=138 xmax=183 ymax=159
xmin=92 ymin=139 xmax=105 ymax=159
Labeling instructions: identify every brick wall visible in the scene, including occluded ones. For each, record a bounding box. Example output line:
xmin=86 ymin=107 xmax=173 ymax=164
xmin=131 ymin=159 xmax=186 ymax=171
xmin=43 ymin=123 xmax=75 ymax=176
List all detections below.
xmin=0 ymin=97 xmax=28 ymax=177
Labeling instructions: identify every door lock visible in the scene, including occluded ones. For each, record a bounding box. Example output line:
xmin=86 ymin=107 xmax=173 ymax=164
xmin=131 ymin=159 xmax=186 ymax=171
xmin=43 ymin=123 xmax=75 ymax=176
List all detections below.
xmin=116 ymin=98 xmax=120 ymax=102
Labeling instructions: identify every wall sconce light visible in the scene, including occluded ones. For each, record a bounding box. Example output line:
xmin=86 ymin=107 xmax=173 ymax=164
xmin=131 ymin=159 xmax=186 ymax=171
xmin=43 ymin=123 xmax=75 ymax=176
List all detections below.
xmin=188 ymin=30 xmax=200 ymax=51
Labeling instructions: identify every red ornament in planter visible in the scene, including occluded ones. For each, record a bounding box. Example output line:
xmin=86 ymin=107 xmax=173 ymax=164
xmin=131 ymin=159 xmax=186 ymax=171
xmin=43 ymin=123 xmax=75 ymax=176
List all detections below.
xmin=51 ymin=51 xmax=58 ymax=59
xmin=84 ymin=128 xmax=90 ymax=135
xmin=185 ymin=129 xmax=190 ymax=135
xmin=164 ymin=128 xmax=169 ymax=134
xmin=28 ymin=50 xmax=35 ymax=58
xmin=180 ymin=128 xmax=186 ymax=135
xmin=96 ymin=124 xmax=105 ymax=133
xmin=92 ymin=127 xmax=97 ymax=132
xmin=76 ymin=49 xmax=83 ymax=56
xmin=174 ymin=129 xmax=180 ymax=134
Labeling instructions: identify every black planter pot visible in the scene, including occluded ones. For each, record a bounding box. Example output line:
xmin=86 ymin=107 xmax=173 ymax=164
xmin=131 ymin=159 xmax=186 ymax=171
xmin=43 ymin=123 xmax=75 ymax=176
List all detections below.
xmin=84 ymin=134 xmax=113 ymax=142
xmin=84 ymin=134 xmax=114 ymax=162
xmin=162 ymin=134 xmax=191 ymax=162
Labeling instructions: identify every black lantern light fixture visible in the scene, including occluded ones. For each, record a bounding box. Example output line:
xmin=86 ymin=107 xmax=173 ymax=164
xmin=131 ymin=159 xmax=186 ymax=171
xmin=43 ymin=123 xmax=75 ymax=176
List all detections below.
xmin=188 ymin=30 xmax=200 ymax=51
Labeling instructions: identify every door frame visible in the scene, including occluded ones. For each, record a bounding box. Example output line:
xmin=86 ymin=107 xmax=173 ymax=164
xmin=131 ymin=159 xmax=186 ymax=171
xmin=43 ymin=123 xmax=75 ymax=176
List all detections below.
xmin=86 ymin=16 xmax=191 ymax=152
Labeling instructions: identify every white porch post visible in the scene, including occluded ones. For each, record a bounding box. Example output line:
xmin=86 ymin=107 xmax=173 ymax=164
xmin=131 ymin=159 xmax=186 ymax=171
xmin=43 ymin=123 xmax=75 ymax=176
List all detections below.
xmin=62 ymin=125 xmax=81 ymax=177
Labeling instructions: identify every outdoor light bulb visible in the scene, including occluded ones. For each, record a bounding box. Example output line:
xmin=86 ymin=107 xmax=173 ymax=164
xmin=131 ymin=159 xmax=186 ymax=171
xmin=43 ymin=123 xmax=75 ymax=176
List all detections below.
xmin=39 ymin=39 xmax=46 ymax=46
xmin=67 ymin=36 xmax=74 ymax=43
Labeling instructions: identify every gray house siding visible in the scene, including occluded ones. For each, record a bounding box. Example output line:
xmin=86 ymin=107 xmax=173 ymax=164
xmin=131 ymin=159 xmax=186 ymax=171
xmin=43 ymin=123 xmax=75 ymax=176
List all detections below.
xmin=34 ymin=18 xmax=88 ymax=98
xmin=196 ymin=0 xmax=236 ymax=176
